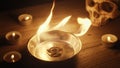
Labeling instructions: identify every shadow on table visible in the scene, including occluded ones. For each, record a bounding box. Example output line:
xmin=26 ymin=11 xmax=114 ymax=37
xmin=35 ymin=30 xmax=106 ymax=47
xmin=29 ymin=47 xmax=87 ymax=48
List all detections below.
xmin=0 ymin=54 xmax=78 ymax=68
xmin=0 ymin=34 xmax=9 ymax=46
xmin=112 ymin=41 xmax=120 ymax=49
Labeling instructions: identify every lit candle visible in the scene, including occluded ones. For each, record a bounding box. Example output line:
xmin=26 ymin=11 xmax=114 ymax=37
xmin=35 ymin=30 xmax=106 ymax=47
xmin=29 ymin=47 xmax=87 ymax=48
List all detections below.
xmin=3 ymin=51 xmax=22 ymax=63
xmin=5 ymin=31 xmax=22 ymax=44
xmin=18 ymin=14 xmax=33 ymax=25
xmin=101 ymin=34 xmax=118 ymax=48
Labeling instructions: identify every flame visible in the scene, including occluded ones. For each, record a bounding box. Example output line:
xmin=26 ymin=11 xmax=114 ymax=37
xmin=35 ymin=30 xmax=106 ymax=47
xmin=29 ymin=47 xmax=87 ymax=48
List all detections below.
xmin=11 ymin=54 xmax=15 ymax=59
xmin=36 ymin=0 xmax=55 ymax=42
xmin=12 ymin=33 xmax=16 ymax=37
xmin=36 ymin=0 xmax=92 ymax=42
xmin=52 ymin=16 xmax=72 ymax=30
xmin=107 ymin=36 xmax=113 ymax=42
xmin=11 ymin=54 xmax=15 ymax=62
xmin=75 ymin=17 xmax=91 ymax=36
xmin=24 ymin=16 xmax=30 ymax=21
xmin=29 ymin=0 xmax=92 ymax=61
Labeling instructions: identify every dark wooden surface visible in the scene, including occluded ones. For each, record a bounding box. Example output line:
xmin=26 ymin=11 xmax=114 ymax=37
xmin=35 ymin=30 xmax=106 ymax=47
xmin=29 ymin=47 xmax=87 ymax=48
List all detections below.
xmin=0 ymin=0 xmax=52 ymax=12
xmin=0 ymin=0 xmax=120 ymax=68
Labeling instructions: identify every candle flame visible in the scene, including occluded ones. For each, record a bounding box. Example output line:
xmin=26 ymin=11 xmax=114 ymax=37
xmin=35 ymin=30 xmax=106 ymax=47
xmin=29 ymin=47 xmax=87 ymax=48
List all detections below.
xmin=25 ymin=16 xmax=30 ymax=20
xmin=107 ymin=36 xmax=113 ymax=42
xmin=12 ymin=33 xmax=15 ymax=37
xmin=11 ymin=54 xmax=15 ymax=59
xmin=11 ymin=54 xmax=15 ymax=62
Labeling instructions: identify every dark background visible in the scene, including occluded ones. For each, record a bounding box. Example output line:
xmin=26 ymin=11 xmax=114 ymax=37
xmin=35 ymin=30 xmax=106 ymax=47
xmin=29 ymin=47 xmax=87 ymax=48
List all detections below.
xmin=0 ymin=0 xmax=52 ymax=12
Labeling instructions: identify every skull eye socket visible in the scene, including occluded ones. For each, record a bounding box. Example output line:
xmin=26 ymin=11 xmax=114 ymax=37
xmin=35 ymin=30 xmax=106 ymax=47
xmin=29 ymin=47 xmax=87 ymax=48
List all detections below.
xmin=100 ymin=2 xmax=114 ymax=12
xmin=87 ymin=0 xmax=95 ymax=7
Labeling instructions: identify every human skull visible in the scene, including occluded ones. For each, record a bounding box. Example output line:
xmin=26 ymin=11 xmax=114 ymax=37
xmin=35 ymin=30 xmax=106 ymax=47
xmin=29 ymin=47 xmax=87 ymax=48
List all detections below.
xmin=86 ymin=0 xmax=120 ymax=26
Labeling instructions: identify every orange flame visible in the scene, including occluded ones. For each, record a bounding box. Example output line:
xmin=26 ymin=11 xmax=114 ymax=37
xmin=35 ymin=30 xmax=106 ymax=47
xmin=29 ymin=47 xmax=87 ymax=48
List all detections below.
xmin=36 ymin=0 xmax=92 ymax=42
xmin=52 ymin=16 xmax=72 ymax=30
xmin=36 ymin=0 xmax=55 ymax=42
xmin=75 ymin=17 xmax=91 ymax=36
xmin=107 ymin=36 xmax=113 ymax=42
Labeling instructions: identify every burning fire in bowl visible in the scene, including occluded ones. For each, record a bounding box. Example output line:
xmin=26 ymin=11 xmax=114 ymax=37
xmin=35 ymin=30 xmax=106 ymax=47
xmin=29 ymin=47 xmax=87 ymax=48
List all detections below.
xmin=27 ymin=0 xmax=91 ymax=62
xmin=27 ymin=30 xmax=82 ymax=61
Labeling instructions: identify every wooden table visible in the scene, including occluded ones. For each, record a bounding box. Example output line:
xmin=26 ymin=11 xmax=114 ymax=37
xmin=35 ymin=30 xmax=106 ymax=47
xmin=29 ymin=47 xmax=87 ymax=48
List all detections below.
xmin=0 ymin=0 xmax=120 ymax=68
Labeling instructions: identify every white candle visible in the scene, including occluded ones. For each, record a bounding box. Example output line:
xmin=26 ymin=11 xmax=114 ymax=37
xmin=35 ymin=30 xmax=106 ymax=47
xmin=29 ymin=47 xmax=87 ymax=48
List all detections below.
xmin=3 ymin=51 xmax=22 ymax=63
xmin=18 ymin=14 xmax=33 ymax=25
xmin=101 ymin=34 xmax=118 ymax=47
xmin=5 ymin=31 xmax=22 ymax=44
